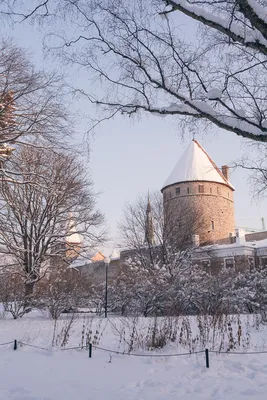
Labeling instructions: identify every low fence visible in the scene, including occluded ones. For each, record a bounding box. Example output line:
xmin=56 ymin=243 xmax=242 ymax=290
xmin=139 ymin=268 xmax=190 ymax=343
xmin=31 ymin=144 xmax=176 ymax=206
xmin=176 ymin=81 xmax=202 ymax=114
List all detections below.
xmin=1 ymin=339 xmax=267 ymax=369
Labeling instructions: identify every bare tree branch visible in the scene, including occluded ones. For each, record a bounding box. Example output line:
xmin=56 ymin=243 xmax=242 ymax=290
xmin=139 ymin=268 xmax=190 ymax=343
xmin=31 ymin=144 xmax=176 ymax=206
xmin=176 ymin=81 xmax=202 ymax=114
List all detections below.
xmin=0 ymin=145 xmax=106 ymax=295
xmin=2 ymin=0 xmax=267 ymax=142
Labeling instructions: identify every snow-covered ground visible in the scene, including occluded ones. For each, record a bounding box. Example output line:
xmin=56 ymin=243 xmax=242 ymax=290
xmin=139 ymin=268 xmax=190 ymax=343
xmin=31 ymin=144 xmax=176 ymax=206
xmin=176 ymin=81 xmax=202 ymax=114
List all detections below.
xmin=2 ymin=347 xmax=267 ymax=400
xmin=1 ymin=311 xmax=267 ymax=399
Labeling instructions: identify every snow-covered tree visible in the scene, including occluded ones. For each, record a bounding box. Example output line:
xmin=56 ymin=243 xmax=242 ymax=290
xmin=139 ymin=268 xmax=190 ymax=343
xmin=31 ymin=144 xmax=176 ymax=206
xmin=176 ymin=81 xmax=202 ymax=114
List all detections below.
xmin=0 ymin=145 xmax=105 ymax=296
xmin=107 ymin=251 xmax=239 ymax=317
xmin=37 ymin=266 xmax=92 ymax=319
xmin=231 ymin=266 xmax=267 ymax=319
xmin=119 ymin=191 xmax=204 ymax=266
xmin=234 ymin=142 xmax=267 ymax=197
xmin=0 ymin=271 xmax=28 ymax=318
xmin=111 ymin=191 xmax=258 ymax=316
xmin=109 ymin=192 xmax=212 ymax=316
xmin=0 ymin=40 xmax=69 ymax=151
xmin=3 ymin=0 xmax=267 ymax=142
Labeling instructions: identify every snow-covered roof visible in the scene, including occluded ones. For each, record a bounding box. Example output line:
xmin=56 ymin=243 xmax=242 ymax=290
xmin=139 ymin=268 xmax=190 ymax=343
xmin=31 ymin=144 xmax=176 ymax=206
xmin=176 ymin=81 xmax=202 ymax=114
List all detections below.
xmin=252 ymin=238 xmax=267 ymax=249
xmin=110 ymin=248 xmax=120 ymax=260
xmin=68 ymin=256 xmax=91 ymax=269
xmin=162 ymin=140 xmax=234 ymax=190
xmin=90 ymin=251 xmax=105 ymax=262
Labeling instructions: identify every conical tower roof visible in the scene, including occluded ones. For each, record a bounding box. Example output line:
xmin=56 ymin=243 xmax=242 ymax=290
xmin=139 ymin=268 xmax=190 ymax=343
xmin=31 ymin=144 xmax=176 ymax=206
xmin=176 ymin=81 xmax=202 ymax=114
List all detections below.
xmin=162 ymin=140 xmax=234 ymax=191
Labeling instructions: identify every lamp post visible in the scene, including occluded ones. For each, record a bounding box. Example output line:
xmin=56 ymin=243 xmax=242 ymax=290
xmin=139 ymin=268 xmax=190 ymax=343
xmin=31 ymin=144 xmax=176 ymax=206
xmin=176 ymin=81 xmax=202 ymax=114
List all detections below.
xmin=104 ymin=256 xmax=110 ymax=318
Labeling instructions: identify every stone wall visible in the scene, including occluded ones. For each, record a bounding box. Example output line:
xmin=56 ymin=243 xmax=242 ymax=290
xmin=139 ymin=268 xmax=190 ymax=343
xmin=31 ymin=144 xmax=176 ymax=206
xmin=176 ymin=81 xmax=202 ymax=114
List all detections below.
xmin=78 ymin=259 xmax=121 ymax=284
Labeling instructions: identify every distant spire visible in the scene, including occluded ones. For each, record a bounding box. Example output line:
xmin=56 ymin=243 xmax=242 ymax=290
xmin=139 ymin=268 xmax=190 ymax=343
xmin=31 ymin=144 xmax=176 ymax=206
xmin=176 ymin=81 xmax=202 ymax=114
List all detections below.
xmin=145 ymin=190 xmax=155 ymax=246
xmin=146 ymin=189 xmax=152 ymax=213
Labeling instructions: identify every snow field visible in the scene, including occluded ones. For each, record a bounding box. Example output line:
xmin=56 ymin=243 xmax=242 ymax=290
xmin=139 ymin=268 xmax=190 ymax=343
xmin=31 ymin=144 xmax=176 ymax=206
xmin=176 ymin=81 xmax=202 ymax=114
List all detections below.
xmin=1 ymin=312 xmax=267 ymax=399
xmin=1 ymin=345 xmax=267 ymax=399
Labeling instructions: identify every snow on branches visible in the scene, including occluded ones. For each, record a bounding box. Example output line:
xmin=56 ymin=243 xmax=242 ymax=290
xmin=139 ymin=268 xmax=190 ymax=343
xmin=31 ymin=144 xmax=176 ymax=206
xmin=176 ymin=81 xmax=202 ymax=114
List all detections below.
xmin=3 ymin=0 xmax=267 ymax=141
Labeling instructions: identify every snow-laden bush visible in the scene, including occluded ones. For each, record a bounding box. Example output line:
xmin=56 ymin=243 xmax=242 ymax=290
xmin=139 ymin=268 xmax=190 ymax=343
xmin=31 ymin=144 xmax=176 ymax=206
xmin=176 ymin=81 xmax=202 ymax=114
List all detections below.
xmin=0 ymin=272 xmax=36 ymax=319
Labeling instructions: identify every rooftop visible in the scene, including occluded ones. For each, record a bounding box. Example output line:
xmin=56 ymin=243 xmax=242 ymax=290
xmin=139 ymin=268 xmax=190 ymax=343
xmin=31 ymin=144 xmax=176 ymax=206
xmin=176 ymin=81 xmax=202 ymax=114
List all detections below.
xmin=162 ymin=140 xmax=234 ymax=190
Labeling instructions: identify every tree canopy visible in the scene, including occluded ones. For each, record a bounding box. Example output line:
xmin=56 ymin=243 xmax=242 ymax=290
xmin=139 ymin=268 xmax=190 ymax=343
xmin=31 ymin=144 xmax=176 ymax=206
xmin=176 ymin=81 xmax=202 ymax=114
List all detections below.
xmin=1 ymin=0 xmax=267 ymax=141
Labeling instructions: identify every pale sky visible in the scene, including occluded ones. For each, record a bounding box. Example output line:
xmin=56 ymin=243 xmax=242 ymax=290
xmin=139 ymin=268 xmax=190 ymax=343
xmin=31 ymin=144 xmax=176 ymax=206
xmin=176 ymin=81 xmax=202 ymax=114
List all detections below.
xmin=2 ymin=17 xmax=267 ymax=254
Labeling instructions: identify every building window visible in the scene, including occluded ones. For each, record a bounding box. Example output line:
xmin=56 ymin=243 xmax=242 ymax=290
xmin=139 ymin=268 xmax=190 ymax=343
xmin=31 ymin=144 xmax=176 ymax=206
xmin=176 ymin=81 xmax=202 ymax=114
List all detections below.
xmin=224 ymin=257 xmax=235 ymax=268
xmin=228 ymin=192 xmax=230 ymax=198
xmin=211 ymin=221 xmax=215 ymax=230
xmin=176 ymin=187 xmax=180 ymax=195
xmin=187 ymin=187 xmax=190 ymax=194
xmin=210 ymin=188 xmax=212 ymax=194
xmin=217 ymin=187 xmax=221 ymax=195
xmin=260 ymin=257 xmax=267 ymax=267
xmin=169 ymin=191 xmax=172 ymax=199
xmin=198 ymin=185 xmax=204 ymax=193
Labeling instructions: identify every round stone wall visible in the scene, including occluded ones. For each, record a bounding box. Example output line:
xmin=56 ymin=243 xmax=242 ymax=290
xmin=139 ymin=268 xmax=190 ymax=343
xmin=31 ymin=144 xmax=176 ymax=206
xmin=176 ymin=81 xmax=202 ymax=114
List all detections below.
xmin=162 ymin=181 xmax=235 ymax=245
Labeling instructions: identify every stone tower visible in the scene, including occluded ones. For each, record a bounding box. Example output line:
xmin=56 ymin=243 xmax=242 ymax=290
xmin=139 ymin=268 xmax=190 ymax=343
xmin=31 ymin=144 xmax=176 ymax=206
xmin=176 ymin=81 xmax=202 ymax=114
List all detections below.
xmin=161 ymin=140 xmax=235 ymax=246
xmin=145 ymin=192 xmax=155 ymax=246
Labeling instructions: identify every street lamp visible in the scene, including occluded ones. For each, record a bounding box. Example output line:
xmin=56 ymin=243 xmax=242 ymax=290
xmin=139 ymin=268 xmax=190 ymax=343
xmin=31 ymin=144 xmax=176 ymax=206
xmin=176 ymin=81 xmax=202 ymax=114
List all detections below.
xmin=104 ymin=256 xmax=110 ymax=318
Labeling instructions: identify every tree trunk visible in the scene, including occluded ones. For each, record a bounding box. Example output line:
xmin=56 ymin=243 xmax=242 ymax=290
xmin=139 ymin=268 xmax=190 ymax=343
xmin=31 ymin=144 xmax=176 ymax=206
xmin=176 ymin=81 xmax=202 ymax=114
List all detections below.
xmin=24 ymin=282 xmax=35 ymax=313
xmin=25 ymin=281 xmax=35 ymax=297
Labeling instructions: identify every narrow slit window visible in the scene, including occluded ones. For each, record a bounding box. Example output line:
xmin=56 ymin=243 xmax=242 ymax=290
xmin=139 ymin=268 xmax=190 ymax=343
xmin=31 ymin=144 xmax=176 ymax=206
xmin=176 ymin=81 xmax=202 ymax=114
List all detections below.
xmin=211 ymin=220 xmax=214 ymax=230
xmin=198 ymin=185 xmax=204 ymax=193
xmin=187 ymin=187 xmax=190 ymax=194
xmin=176 ymin=187 xmax=180 ymax=195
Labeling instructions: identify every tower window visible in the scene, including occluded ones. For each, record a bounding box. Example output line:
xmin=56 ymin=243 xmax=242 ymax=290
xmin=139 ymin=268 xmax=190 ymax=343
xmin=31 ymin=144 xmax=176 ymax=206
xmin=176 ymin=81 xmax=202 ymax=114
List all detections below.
xmin=198 ymin=185 xmax=204 ymax=193
xmin=176 ymin=187 xmax=180 ymax=195
xmin=210 ymin=188 xmax=212 ymax=194
xmin=211 ymin=220 xmax=214 ymax=230
xmin=187 ymin=187 xmax=190 ymax=194
xmin=217 ymin=187 xmax=221 ymax=195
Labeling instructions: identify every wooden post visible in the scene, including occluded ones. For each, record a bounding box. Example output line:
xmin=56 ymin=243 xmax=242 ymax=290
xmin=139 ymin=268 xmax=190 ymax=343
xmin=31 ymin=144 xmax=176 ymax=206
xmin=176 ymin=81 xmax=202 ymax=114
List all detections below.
xmin=14 ymin=340 xmax=17 ymax=350
xmin=89 ymin=343 xmax=92 ymax=358
xmin=205 ymin=349 xmax=209 ymax=368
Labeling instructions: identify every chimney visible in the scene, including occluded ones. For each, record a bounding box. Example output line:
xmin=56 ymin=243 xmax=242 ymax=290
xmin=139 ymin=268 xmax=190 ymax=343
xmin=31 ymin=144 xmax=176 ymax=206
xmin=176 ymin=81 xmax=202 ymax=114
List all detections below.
xmin=221 ymin=165 xmax=229 ymax=181
xmin=229 ymin=232 xmax=235 ymax=244
xmin=235 ymin=228 xmax=246 ymax=245
xmin=192 ymin=234 xmax=200 ymax=247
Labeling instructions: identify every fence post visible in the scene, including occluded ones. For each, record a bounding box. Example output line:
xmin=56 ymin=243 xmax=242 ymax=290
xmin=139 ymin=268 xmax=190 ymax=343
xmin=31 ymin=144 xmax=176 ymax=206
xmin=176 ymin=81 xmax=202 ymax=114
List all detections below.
xmin=89 ymin=343 xmax=92 ymax=358
xmin=14 ymin=340 xmax=17 ymax=351
xmin=205 ymin=349 xmax=209 ymax=368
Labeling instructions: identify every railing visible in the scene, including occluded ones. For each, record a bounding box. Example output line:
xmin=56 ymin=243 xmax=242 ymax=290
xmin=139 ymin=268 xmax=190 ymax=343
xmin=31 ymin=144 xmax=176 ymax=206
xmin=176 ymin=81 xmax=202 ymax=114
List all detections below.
xmin=2 ymin=339 xmax=267 ymax=369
